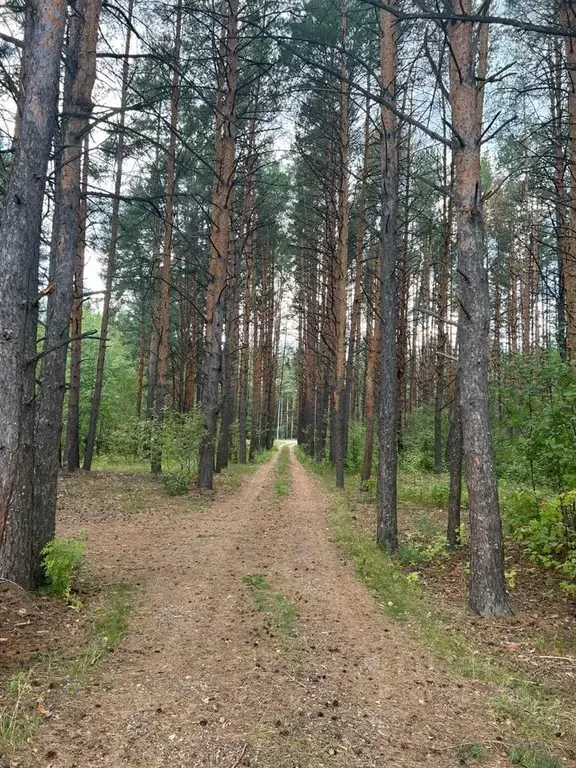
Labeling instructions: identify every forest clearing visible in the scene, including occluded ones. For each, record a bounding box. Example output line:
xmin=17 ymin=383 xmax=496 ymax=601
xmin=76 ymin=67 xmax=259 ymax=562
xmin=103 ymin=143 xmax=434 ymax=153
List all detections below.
xmin=2 ymin=0 xmax=576 ymax=765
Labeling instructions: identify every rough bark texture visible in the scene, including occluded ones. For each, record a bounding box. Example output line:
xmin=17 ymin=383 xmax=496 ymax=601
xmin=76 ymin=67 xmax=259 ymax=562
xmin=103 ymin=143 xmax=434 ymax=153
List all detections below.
xmin=376 ymin=3 xmax=399 ymax=551
xmin=560 ymin=0 xmax=576 ymax=363
xmin=447 ymin=2 xmax=508 ymax=616
xmin=331 ymin=0 xmax=350 ymax=489
xmin=65 ymin=135 xmax=89 ymax=472
xmin=153 ymin=0 xmax=182 ymax=474
xmin=361 ymin=250 xmax=380 ymax=484
xmin=34 ymin=0 xmax=102 ymax=582
xmin=343 ymin=96 xmax=370 ymax=470
xmin=198 ymin=0 xmax=238 ymax=488
xmin=83 ymin=0 xmax=133 ymax=470
xmin=434 ymin=147 xmax=452 ymax=474
xmin=0 ymin=0 xmax=67 ymax=588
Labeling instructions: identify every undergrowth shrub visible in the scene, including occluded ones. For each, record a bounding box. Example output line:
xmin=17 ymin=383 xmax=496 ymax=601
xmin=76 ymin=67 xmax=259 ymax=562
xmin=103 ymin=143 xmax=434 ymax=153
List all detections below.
xmin=41 ymin=536 xmax=87 ymax=599
xmin=345 ymin=421 xmax=365 ymax=474
xmin=162 ymin=472 xmax=190 ymax=496
xmin=503 ymin=489 xmax=576 ymax=593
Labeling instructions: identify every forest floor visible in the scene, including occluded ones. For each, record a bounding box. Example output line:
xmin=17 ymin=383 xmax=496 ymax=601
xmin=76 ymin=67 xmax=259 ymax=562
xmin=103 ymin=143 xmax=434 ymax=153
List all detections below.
xmin=0 ymin=446 xmax=575 ymax=768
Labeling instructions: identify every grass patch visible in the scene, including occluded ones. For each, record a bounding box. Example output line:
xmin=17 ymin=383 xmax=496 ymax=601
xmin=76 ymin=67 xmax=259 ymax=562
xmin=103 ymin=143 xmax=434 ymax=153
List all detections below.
xmin=274 ymin=446 xmax=291 ymax=498
xmin=456 ymin=742 xmax=489 ymax=763
xmin=295 ymin=447 xmax=575 ymax=756
xmin=508 ymin=745 xmax=561 ymax=768
xmin=69 ymin=582 xmax=134 ymax=676
xmin=242 ymin=573 xmax=299 ymax=642
xmin=0 ymin=582 xmax=134 ymax=756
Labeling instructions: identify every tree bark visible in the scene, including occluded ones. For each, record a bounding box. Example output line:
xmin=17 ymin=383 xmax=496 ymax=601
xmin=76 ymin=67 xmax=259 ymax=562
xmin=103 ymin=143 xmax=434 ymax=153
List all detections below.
xmin=0 ymin=0 xmax=67 ymax=588
xmin=198 ymin=0 xmax=238 ymax=488
xmin=65 ymin=134 xmax=90 ymax=472
xmin=34 ymin=0 xmax=102 ymax=582
xmin=447 ymin=1 xmax=508 ymax=616
xmin=331 ymin=0 xmax=350 ymax=489
xmin=343 ymin=94 xmax=370 ymax=467
xmin=83 ymin=0 xmax=133 ymax=470
xmin=560 ymin=0 xmax=576 ymax=363
xmin=376 ymin=2 xmax=399 ymax=551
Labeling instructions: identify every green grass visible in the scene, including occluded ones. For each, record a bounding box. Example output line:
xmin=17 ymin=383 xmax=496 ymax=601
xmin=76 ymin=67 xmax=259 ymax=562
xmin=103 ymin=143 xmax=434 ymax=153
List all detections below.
xmin=69 ymin=582 xmax=134 ymax=676
xmin=274 ymin=446 xmax=292 ymax=498
xmin=456 ymin=742 xmax=488 ymax=763
xmin=242 ymin=573 xmax=299 ymax=642
xmin=0 ymin=582 xmax=135 ymax=756
xmin=295 ymin=447 xmax=575 ymax=756
xmin=508 ymin=745 xmax=561 ymax=768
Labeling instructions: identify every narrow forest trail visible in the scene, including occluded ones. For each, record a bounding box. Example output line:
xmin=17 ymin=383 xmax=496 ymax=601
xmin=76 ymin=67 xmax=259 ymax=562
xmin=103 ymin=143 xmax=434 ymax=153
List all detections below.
xmin=24 ymin=449 xmax=502 ymax=768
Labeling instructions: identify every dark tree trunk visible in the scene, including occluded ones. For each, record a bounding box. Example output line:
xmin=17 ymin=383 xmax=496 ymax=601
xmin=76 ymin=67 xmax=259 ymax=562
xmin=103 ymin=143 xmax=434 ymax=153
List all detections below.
xmin=361 ymin=249 xmax=380 ymax=484
xmin=216 ymin=232 xmax=240 ymax=472
xmin=0 ymin=0 xmax=67 ymax=588
xmin=376 ymin=3 xmax=399 ymax=551
xmin=65 ymin=135 xmax=90 ymax=472
xmin=83 ymin=0 xmax=133 ymax=471
xmin=434 ymin=148 xmax=452 ymax=474
xmin=447 ymin=325 xmax=463 ymax=550
xmin=448 ymin=4 xmax=508 ymax=616
xmin=343 ymin=93 xmax=369 ymax=466
xmin=33 ymin=0 xmax=102 ymax=583
xmin=331 ymin=0 xmax=350 ymax=489
xmin=198 ymin=0 xmax=238 ymax=487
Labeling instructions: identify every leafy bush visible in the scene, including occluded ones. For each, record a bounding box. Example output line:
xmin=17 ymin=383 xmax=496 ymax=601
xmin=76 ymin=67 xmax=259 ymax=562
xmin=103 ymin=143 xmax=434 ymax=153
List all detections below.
xmin=505 ymin=489 xmax=576 ymax=590
xmin=345 ymin=420 xmax=365 ymax=475
xmin=162 ymin=472 xmax=189 ymax=496
xmin=41 ymin=536 xmax=87 ymax=599
xmin=495 ymin=352 xmax=576 ymax=490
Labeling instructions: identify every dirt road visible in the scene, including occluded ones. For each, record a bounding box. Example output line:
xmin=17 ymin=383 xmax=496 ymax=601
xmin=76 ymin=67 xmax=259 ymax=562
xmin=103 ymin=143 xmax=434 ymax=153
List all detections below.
xmin=24 ymin=448 xmax=497 ymax=767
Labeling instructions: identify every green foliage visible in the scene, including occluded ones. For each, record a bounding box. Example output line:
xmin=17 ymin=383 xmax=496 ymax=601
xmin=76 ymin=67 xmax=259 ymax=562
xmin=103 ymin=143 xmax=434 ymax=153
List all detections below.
xmin=0 ymin=670 xmax=41 ymax=753
xmin=345 ymin=420 xmax=365 ymax=475
xmin=504 ymin=489 xmax=576 ymax=587
xmin=41 ymin=536 xmax=87 ymax=599
xmin=508 ymin=746 xmax=561 ymax=768
xmin=495 ymin=352 xmax=576 ymax=491
xmin=72 ymin=583 xmax=134 ymax=673
xmin=65 ymin=308 xmax=138 ymax=460
xmin=456 ymin=742 xmax=488 ymax=763
xmin=162 ymin=472 xmax=189 ymax=496
xmin=399 ymin=406 xmax=441 ymax=474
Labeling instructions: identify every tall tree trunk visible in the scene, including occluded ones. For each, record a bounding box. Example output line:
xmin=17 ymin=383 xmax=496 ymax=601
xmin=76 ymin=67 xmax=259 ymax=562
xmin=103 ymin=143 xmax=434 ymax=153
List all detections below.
xmin=434 ymin=147 xmax=452 ymax=473
xmin=238 ymin=228 xmax=253 ymax=463
xmin=83 ymin=0 xmax=133 ymax=470
xmin=198 ymin=0 xmax=238 ymax=488
xmin=376 ymin=3 xmax=399 ymax=551
xmin=332 ymin=0 xmax=350 ymax=489
xmin=153 ymin=0 xmax=182 ymax=471
xmin=560 ymin=0 xmax=576 ymax=363
xmin=249 ymin=307 xmax=262 ymax=461
xmin=552 ymin=39 xmax=568 ymax=358
xmin=65 ymin=135 xmax=90 ymax=472
xmin=0 ymin=0 xmax=67 ymax=588
xmin=136 ymin=298 xmax=147 ymax=418
xmin=234 ymin=125 xmax=257 ymax=464
xmin=447 ymin=2 xmax=508 ymax=616
xmin=34 ymin=0 xmax=102 ymax=583
xmin=361 ymin=250 xmax=381 ymax=484
xmin=216 ymin=226 xmax=240 ymax=471
xmin=343 ymin=94 xmax=370 ymax=464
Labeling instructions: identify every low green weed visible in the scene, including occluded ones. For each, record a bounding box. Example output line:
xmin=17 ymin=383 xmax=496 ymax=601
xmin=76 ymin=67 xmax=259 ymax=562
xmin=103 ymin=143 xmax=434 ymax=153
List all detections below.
xmin=242 ymin=573 xmax=299 ymax=641
xmin=41 ymin=536 xmax=87 ymax=600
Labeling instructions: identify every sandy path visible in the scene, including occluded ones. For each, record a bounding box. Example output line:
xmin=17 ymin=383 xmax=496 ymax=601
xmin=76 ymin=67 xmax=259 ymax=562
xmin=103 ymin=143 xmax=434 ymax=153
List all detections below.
xmin=23 ymin=448 xmax=497 ymax=768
